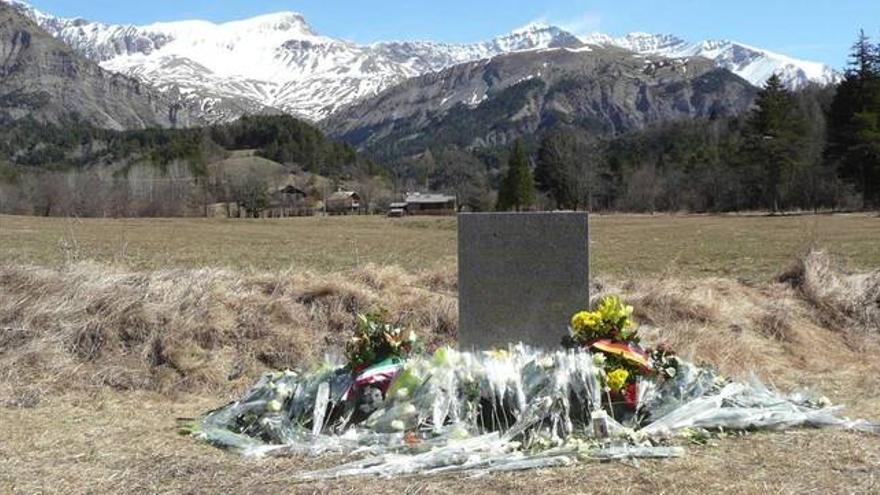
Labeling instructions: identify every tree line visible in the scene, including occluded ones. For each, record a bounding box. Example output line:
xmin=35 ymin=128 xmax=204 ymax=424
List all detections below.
xmin=493 ymin=31 xmax=880 ymax=212
xmin=0 ymin=115 xmax=376 ymax=217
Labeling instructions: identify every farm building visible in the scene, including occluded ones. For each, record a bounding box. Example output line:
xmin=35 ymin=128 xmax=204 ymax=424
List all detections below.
xmin=325 ymin=190 xmax=362 ymax=215
xmin=264 ymin=184 xmax=310 ymax=217
xmin=209 ymin=184 xmax=312 ymax=218
xmin=387 ymin=202 xmax=407 ymax=217
xmin=404 ymin=193 xmax=457 ymax=216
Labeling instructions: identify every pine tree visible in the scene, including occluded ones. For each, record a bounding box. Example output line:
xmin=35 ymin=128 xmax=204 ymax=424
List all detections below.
xmin=496 ymin=140 xmax=535 ymax=211
xmin=535 ymin=132 xmax=572 ymax=209
xmin=744 ymin=73 xmax=806 ymax=211
xmin=827 ymin=31 xmax=880 ymax=208
xmin=850 ymin=30 xmax=877 ymax=80
xmin=535 ymin=131 xmax=598 ymax=210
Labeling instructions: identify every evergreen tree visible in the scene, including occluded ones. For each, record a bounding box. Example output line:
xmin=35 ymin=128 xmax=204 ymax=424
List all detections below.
xmin=496 ymin=140 xmax=535 ymax=211
xmin=744 ymin=73 xmax=806 ymax=211
xmin=535 ymin=131 xmax=598 ymax=210
xmin=827 ymin=31 xmax=880 ymax=208
xmin=850 ymin=30 xmax=877 ymax=80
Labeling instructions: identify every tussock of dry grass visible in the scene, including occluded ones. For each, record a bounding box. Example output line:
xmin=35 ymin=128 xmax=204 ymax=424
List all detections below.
xmin=779 ymin=249 xmax=880 ymax=332
xmin=1 ymin=250 xmax=878 ymax=403
xmin=2 ymin=251 xmax=880 ymax=494
xmin=595 ymin=251 xmax=880 ymax=395
xmin=0 ymin=262 xmax=456 ymax=396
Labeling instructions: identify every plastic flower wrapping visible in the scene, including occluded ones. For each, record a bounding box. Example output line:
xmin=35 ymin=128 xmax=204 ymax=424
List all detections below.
xmin=184 ymin=298 xmax=879 ymax=480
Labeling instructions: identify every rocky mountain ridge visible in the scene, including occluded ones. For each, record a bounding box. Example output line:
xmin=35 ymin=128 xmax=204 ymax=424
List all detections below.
xmin=0 ymin=2 xmax=195 ymax=129
xmin=4 ymin=1 xmax=839 ymax=123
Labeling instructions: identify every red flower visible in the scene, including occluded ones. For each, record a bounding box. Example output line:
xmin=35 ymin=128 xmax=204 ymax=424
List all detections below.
xmin=624 ymin=382 xmax=639 ymax=409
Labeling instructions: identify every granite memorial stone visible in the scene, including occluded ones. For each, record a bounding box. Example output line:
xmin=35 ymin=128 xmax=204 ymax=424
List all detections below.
xmin=458 ymin=212 xmax=590 ymax=350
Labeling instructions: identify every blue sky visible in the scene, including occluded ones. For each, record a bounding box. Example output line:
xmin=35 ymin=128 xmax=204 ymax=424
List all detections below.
xmin=24 ymin=0 xmax=880 ymax=68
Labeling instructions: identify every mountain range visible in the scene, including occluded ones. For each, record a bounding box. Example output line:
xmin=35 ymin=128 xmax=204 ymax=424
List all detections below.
xmin=326 ymin=45 xmax=757 ymax=154
xmin=4 ymin=0 xmax=840 ymax=124
xmin=0 ymin=2 xmax=193 ymax=129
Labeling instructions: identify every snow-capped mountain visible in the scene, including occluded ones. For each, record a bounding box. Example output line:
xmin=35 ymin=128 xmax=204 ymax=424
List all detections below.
xmin=4 ymin=1 xmax=840 ymax=123
xmin=6 ymin=1 xmax=585 ymax=121
xmin=586 ymin=32 xmax=840 ymax=90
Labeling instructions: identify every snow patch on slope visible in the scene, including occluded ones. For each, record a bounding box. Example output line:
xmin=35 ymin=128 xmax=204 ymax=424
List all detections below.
xmin=584 ymin=32 xmax=840 ymax=89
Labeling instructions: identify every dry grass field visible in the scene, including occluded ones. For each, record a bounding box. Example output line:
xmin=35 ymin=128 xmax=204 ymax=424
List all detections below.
xmin=2 ymin=213 xmax=879 ymax=280
xmin=1 ymin=213 xmax=879 ymax=494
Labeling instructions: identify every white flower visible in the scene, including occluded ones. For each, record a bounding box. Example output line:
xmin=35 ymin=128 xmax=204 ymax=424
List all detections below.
xmin=408 ymin=331 xmax=418 ymax=343
xmin=593 ymin=353 xmax=607 ymax=367
xmin=267 ymin=400 xmax=282 ymax=413
xmin=275 ymin=384 xmax=291 ymax=399
xmin=390 ymin=420 xmax=406 ymax=431
xmin=665 ymin=367 xmax=677 ymax=378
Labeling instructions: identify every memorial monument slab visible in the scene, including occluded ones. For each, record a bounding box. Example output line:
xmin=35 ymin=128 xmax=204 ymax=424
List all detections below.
xmin=458 ymin=212 xmax=590 ymax=350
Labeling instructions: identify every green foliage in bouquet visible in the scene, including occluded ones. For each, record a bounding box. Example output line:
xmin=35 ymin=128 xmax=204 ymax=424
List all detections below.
xmin=569 ymin=295 xmax=637 ymax=344
xmin=566 ymin=296 xmax=683 ymax=398
xmin=345 ymin=312 xmax=420 ymax=370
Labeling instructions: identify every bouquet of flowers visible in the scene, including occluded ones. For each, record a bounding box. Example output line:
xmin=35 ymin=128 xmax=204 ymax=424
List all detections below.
xmin=345 ymin=312 xmax=420 ymax=371
xmin=566 ymin=295 xmax=679 ymax=411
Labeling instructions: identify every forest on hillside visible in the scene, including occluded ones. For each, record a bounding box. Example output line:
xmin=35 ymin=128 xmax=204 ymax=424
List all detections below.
xmin=410 ymin=32 xmax=880 ymax=214
xmin=0 ymin=32 xmax=878 ymax=217
xmin=0 ymin=115 xmax=373 ymax=217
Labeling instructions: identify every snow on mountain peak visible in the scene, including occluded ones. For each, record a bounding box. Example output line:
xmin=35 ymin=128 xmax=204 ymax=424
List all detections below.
xmin=618 ymin=32 xmax=688 ymax=53
xmin=583 ymin=31 xmax=840 ymax=89
xmin=4 ymin=1 xmax=841 ymax=122
xmin=207 ymin=11 xmax=315 ymax=36
xmin=509 ymin=21 xmax=555 ymax=35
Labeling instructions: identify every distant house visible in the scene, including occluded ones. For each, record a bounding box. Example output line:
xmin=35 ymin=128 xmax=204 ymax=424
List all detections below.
xmin=404 ymin=193 xmax=457 ymax=216
xmin=264 ymin=184 xmax=310 ymax=217
xmin=326 ymin=190 xmax=362 ymax=215
xmin=277 ymin=184 xmax=307 ymax=199
xmin=387 ymin=202 xmax=407 ymax=218
xmin=210 ymin=183 xmax=311 ymax=219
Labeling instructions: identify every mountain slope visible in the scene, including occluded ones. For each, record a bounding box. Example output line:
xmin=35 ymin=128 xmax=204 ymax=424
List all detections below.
xmin=0 ymin=3 xmax=193 ymax=129
xmin=6 ymin=2 xmax=585 ymax=122
xmin=586 ymin=32 xmax=840 ymax=90
xmin=325 ymin=45 xmax=757 ymax=155
xmin=4 ymin=2 xmax=837 ymax=124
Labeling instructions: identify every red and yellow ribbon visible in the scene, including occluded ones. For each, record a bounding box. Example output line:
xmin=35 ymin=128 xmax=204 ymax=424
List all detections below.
xmin=590 ymin=339 xmax=651 ymax=369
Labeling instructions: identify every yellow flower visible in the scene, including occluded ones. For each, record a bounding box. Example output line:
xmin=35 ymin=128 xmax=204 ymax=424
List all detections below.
xmin=596 ymin=296 xmax=635 ymax=329
xmin=606 ymin=368 xmax=630 ymax=391
xmin=487 ymin=349 xmax=510 ymax=360
xmin=571 ymin=310 xmax=601 ymax=336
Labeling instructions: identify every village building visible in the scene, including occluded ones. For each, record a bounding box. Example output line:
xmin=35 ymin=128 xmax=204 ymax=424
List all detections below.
xmin=404 ymin=193 xmax=457 ymax=216
xmin=263 ymin=184 xmax=310 ymax=217
xmin=387 ymin=202 xmax=407 ymax=218
xmin=209 ymin=183 xmax=312 ymax=219
xmin=325 ymin=190 xmax=362 ymax=215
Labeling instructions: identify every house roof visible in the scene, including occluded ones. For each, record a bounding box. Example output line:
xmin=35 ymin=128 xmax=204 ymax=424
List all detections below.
xmin=276 ymin=185 xmax=306 ymax=195
xmin=405 ymin=193 xmax=455 ymax=204
xmin=328 ymin=191 xmax=359 ymax=201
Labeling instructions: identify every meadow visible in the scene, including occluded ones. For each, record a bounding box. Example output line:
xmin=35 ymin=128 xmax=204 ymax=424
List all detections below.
xmin=1 ymin=212 xmax=879 ymax=494
xmin=2 ymin=213 xmax=879 ymax=280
